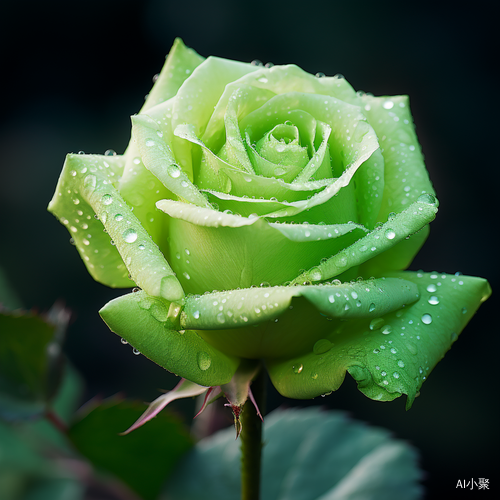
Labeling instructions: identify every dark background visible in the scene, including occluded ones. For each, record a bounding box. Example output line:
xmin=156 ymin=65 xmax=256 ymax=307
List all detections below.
xmin=1 ymin=0 xmax=497 ymax=498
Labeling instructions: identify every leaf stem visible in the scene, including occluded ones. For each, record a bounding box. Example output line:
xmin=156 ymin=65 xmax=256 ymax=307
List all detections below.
xmin=45 ymin=408 xmax=68 ymax=434
xmin=240 ymin=367 xmax=266 ymax=500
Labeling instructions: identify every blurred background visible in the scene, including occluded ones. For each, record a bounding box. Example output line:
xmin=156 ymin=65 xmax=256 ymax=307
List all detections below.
xmin=1 ymin=0 xmax=497 ymax=498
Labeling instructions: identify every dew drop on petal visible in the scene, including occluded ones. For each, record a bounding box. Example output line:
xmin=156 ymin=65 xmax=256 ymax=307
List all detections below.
xmin=293 ymin=364 xmax=304 ymax=374
xmin=421 ymin=313 xmax=433 ymax=324
xmin=123 ymin=228 xmax=138 ymax=243
xmin=384 ymin=229 xmax=396 ymax=240
xmin=197 ymin=352 xmax=212 ymax=371
xmin=102 ymin=194 xmax=113 ymax=205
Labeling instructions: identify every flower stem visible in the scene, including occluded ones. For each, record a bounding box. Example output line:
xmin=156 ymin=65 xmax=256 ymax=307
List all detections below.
xmin=240 ymin=367 xmax=266 ymax=500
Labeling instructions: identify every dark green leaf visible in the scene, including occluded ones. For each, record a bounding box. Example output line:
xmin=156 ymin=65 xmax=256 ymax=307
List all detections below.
xmin=0 ymin=310 xmax=63 ymax=420
xmin=68 ymin=398 xmax=194 ymax=500
xmin=163 ymin=407 xmax=423 ymax=500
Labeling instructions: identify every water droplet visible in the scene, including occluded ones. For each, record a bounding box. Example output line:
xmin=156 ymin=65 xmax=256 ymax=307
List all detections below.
xmin=313 ymin=339 xmax=333 ymax=355
xmin=120 ymin=338 xmax=128 ymax=344
xmin=293 ymin=364 xmax=304 ymax=374
xmin=168 ymin=164 xmax=181 ymax=178
xmin=381 ymin=325 xmax=392 ymax=335
xmin=123 ymin=228 xmax=138 ymax=243
xmin=428 ymin=295 xmax=439 ymax=305
xmin=397 ymin=359 xmax=405 ymax=368
xmin=310 ymin=267 xmax=322 ymax=281
xmin=450 ymin=332 xmax=458 ymax=342
xmin=145 ymin=139 xmax=155 ymax=147
xmin=183 ymin=272 xmax=191 ymax=280
xmin=417 ymin=193 xmax=438 ymax=206
xmin=421 ymin=313 xmax=433 ymax=324
xmin=197 ymin=352 xmax=212 ymax=371
xmin=369 ymin=303 xmax=376 ymax=312
xmin=251 ymin=59 xmax=263 ymax=66
xmin=104 ymin=149 xmax=116 ymax=156
xmin=369 ymin=318 xmax=385 ymax=331
xmin=193 ymin=310 xmax=200 ymax=319
xmin=102 ymin=194 xmax=113 ymax=205
xmin=383 ymin=101 xmax=394 ymax=109
xmin=393 ymin=372 xmax=400 ymax=379
xmin=133 ymin=348 xmax=141 ymax=355
xmin=461 ymin=307 xmax=467 ymax=314
xmin=426 ymin=284 xmax=437 ymax=292
xmin=216 ymin=312 xmax=225 ymax=324
xmin=315 ymin=71 xmax=326 ymax=78
xmin=384 ymin=228 xmax=396 ymax=240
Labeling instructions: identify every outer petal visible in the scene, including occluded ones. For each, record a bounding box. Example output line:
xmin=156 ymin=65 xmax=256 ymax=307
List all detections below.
xmin=291 ymin=194 xmax=439 ymax=284
xmin=357 ymin=94 xmax=435 ymax=271
xmin=48 ymin=154 xmax=184 ymax=301
xmin=99 ymin=291 xmax=240 ymax=386
xmin=179 ymin=277 xmax=419 ymax=359
xmin=131 ymin=114 xmax=212 ymax=208
xmin=156 ymin=200 xmax=367 ymax=294
xmin=266 ymin=271 xmax=491 ymax=408
xmin=140 ymin=38 xmax=205 ymax=113
xmin=118 ymin=39 xmax=204 ymax=242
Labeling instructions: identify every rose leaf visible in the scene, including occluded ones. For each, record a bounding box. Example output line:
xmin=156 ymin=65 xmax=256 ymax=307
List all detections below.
xmin=163 ymin=407 xmax=422 ymax=500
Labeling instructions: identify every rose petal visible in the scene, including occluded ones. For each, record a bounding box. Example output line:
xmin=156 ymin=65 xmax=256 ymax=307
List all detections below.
xmin=266 ymin=271 xmax=491 ymax=407
xmin=99 ymin=290 xmax=240 ymax=386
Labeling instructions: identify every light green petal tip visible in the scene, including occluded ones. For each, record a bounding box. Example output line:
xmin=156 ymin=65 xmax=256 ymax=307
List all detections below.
xmin=292 ymin=194 xmax=439 ymax=284
xmin=48 ymin=153 xmax=184 ymax=302
xmin=141 ymin=38 xmax=205 ymax=113
xmin=99 ymin=290 xmax=240 ymax=386
xmin=179 ymin=277 xmax=418 ymax=359
xmin=267 ymin=271 xmax=491 ymax=408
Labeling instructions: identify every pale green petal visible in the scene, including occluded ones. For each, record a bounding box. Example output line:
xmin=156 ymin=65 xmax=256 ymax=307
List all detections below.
xmin=237 ymin=92 xmax=380 ymax=220
xmin=292 ymin=121 xmax=332 ymax=183
xmin=221 ymin=97 xmax=255 ymax=173
xmin=361 ymin=94 xmax=435 ymax=217
xmin=131 ymin=114 xmax=212 ymax=208
xmin=99 ymin=291 xmax=240 ymax=386
xmin=118 ymin=38 xmax=204 ymax=232
xmin=266 ymin=271 xmax=491 ymax=407
xmin=179 ymin=277 xmax=418 ymax=359
xmin=156 ymin=200 xmax=365 ymax=294
xmin=141 ymin=38 xmax=205 ymax=113
xmin=48 ymin=154 xmax=184 ymax=302
xmin=171 ymin=57 xmax=258 ymax=138
xmin=175 ymin=123 xmax=331 ymax=203
xmin=48 ymin=153 xmax=130 ymax=288
xmin=203 ymin=66 xmax=358 ymax=150
xmin=292 ymin=195 xmax=439 ymax=284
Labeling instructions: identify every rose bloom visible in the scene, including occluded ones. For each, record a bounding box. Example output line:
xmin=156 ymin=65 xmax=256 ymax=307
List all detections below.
xmin=49 ymin=39 xmax=490 ymax=422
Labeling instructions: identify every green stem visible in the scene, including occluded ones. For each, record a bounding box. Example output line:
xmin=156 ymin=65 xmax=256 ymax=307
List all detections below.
xmin=240 ymin=367 xmax=266 ymax=500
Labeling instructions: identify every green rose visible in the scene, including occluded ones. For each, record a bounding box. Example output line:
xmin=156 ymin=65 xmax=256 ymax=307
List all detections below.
xmin=48 ymin=39 xmax=490 ymax=415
